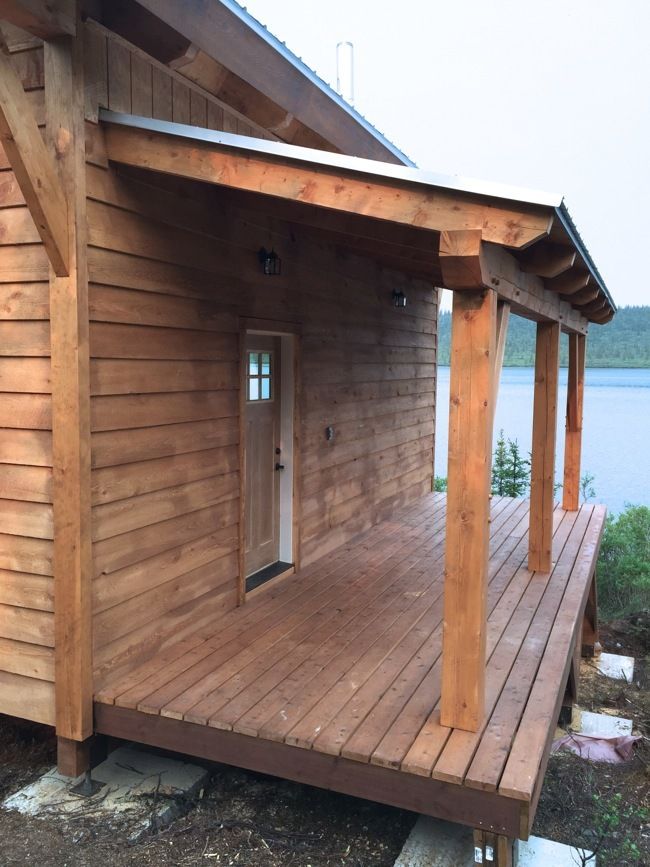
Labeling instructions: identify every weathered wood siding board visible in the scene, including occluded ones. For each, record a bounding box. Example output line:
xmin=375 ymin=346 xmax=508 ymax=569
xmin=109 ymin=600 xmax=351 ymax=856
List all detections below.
xmin=83 ymin=21 xmax=274 ymax=141
xmin=87 ymin=157 xmax=243 ymax=687
xmin=0 ymin=43 xmax=55 ymax=724
xmin=87 ymin=154 xmax=437 ymax=689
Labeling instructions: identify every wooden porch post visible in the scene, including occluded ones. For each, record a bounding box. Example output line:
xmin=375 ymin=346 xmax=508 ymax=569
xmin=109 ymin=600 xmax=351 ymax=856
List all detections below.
xmin=562 ymin=333 xmax=586 ymax=511
xmin=440 ymin=287 xmax=497 ymax=732
xmin=528 ymin=322 xmax=561 ymax=572
xmin=46 ymin=13 xmax=94 ymax=751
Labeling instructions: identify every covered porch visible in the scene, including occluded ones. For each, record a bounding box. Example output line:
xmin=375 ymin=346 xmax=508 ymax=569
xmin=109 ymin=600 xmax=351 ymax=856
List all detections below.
xmin=95 ymin=492 xmax=606 ymax=841
xmin=94 ymin=109 xmax=614 ymax=731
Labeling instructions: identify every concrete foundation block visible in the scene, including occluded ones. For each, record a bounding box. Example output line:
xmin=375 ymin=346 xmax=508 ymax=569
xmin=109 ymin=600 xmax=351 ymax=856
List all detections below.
xmin=2 ymin=744 xmax=209 ymax=839
xmin=393 ymin=816 xmax=595 ymax=866
xmin=594 ymin=652 xmax=634 ymax=682
xmin=578 ymin=709 xmax=633 ymax=737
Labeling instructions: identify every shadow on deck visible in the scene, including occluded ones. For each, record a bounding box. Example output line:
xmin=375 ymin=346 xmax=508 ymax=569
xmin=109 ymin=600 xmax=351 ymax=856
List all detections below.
xmin=94 ymin=492 xmax=606 ymax=839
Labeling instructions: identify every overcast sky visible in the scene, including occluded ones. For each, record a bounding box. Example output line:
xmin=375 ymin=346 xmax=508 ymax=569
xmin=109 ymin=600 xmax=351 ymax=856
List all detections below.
xmin=243 ymin=0 xmax=649 ymax=308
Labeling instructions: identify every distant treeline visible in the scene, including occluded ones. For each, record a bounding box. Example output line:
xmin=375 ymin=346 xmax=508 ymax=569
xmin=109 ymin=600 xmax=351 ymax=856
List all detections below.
xmin=437 ymin=305 xmax=650 ymax=368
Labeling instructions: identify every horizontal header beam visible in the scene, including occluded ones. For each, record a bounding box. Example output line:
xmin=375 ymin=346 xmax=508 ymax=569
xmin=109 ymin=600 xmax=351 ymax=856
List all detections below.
xmin=102 ymin=120 xmax=553 ymax=249
xmin=439 ymin=231 xmax=589 ymax=335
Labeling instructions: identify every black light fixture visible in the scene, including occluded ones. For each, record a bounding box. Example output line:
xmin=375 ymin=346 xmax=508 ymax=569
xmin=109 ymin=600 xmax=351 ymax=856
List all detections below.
xmin=258 ymin=247 xmax=281 ymax=276
xmin=393 ymin=289 xmax=407 ymax=308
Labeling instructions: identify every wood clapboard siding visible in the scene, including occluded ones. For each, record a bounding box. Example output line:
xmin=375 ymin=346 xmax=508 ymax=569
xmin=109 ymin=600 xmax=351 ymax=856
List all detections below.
xmin=88 ymin=152 xmax=437 ymax=690
xmin=87 ymin=157 xmax=242 ymax=688
xmin=83 ymin=20 xmax=273 ymax=141
xmin=0 ymin=22 xmax=436 ymax=725
xmin=0 ymin=42 xmax=55 ymax=724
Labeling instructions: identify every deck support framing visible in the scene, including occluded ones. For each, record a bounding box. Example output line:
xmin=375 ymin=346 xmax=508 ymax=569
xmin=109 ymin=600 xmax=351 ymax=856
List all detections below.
xmin=94 ymin=702 xmax=524 ymax=837
xmin=474 ymin=829 xmax=516 ymax=866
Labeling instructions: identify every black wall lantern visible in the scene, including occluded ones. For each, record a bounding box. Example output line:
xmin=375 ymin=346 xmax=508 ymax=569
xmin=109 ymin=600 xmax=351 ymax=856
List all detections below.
xmin=258 ymin=247 xmax=282 ymax=276
xmin=393 ymin=289 xmax=407 ymax=308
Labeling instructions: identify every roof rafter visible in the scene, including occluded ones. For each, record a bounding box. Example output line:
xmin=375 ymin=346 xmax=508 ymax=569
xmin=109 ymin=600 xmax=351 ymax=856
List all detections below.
xmin=0 ymin=0 xmax=75 ymax=38
xmin=519 ymin=241 xmax=577 ymax=279
xmin=546 ymin=270 xmax=590 ymax=295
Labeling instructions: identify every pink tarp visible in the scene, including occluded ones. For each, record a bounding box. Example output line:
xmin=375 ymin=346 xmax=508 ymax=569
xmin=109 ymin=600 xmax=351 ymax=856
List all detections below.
xmin=552 ymin=732 xmax=641 ymax=763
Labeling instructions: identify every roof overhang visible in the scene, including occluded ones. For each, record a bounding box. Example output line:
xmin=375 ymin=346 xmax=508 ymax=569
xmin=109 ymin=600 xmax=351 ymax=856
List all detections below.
xmin=99 ymin=110 xmax=616 ymax=329
xmin=87 ymin=0 xmax=413 ymax=165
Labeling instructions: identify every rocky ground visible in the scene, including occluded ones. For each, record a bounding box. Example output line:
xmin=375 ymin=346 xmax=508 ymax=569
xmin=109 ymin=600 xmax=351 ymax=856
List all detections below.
xmin=0 ymin=613 xmax=648 ymax=866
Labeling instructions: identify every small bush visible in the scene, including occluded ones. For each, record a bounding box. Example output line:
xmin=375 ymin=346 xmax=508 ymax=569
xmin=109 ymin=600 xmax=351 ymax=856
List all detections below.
xmin=491 ymin=430 xmax=530 ymax=497
xmin=597 ymin=505 xmax=650 ymax=619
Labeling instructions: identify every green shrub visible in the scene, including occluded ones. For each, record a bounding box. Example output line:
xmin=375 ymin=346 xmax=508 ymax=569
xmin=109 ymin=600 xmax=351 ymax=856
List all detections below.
xmin=491 ymin=430 xmax=530 ymax=497
xmin=597 ymin=505 xmax=650 ymax=619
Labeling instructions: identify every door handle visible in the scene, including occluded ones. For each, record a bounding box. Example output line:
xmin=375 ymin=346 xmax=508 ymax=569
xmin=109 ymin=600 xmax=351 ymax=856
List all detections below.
xmin=275 ymin=463 xmax=285 ymax=471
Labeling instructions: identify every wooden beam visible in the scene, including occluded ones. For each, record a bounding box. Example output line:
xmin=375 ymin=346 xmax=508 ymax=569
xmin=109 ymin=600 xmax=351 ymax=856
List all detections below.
xmin=100 ymin=0 xmax=197 ymax=68
xmin=492 ymin=301 xmax=510 ymax=431
xmin=0 ymin=0 xmax=75 ymax=38
xmin=441 ymin=288 xmax=497 ymax=732
xmin=590 ymin=307 xmax=615 ymax=325
xmin=546 ymin=270 xmax=590 ymax=295
xmin=580 ymin=297 xmax=609 ymax=317
xmin=46 ymin=15 xmax=93 ymax=742
xmin=102 ymin=122 xmax=553 ymax=248
xmin=0 ymin=38 xmax=69 ymax=275
xmin=437 ymin=234 xmax=588 ymax=335
xmin=482 ymin=243 xmax=589 ymax=335
xmin=581 ymin=571 xmax=599 ymax=656
xmin=562 ymin=286 xmax=599 ymax=306
xmin=439 ymin=229 xmax=485 ymax=289
xmin=473 ymin=830 xmax=514 ymax=867
xmin=519 ymin=241 xmax=576 ymax=279
xmin=562 ymin=333 xmax=586 ymax=511
xmin=57 ymin=735 xmax=90 ymax=777
xmin=129 ymin=0 xmax=408 ymax=163
xmin=529 ymin=322 xmax=560 ymax=572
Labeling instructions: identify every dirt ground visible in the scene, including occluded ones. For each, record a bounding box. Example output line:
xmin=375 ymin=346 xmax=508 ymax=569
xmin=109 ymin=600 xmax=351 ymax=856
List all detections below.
xmin=0 ymin=614 xmax=648 ymax=866
xmin=534 ymin=613 xmax=650 ymax=865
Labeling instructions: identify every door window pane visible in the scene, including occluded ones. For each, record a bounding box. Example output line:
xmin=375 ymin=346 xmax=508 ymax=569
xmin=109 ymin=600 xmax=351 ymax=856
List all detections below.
xmin=247 ymin=350 xmax=273 ymax=401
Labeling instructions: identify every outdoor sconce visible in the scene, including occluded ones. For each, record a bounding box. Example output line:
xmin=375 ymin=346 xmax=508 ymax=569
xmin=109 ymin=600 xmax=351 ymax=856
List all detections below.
xmin=258 ymin=247 xmax=282 ymax=275
xmin=393 ymin=289 xmax=407 ymax=308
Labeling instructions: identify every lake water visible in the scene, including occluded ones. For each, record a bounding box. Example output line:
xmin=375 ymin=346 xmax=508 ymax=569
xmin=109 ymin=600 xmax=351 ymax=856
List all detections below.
xmin=434 ymin=367 xmax=650 ymax=515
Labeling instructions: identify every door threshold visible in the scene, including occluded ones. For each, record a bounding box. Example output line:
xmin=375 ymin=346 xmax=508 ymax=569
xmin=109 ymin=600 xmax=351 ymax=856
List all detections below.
xmin=246 ymin=561 xmax=294 ymax=594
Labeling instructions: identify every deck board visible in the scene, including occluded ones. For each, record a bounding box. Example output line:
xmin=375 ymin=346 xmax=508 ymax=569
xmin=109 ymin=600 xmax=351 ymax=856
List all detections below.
xmin=95 ymin=493 xmax=606 ymax=835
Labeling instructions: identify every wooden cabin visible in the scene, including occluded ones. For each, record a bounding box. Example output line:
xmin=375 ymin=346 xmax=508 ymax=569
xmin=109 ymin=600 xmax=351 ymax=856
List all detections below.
xmin=0 ymin=2 xmax=614 ymax=862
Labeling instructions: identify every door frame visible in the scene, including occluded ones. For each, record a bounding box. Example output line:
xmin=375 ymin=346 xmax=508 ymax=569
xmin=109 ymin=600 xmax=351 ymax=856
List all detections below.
xmin=238 ymin=317 xmax=301 ymax=603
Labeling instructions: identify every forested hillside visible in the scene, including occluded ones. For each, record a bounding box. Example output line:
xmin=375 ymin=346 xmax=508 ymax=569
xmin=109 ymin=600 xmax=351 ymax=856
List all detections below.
xmin=437 ymin=305 xmax=650 ymax=367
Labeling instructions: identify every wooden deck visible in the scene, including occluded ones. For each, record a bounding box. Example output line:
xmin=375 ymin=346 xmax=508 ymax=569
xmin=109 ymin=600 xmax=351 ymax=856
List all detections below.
xmin=94 ymin=493 xmax=606 ymax=838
